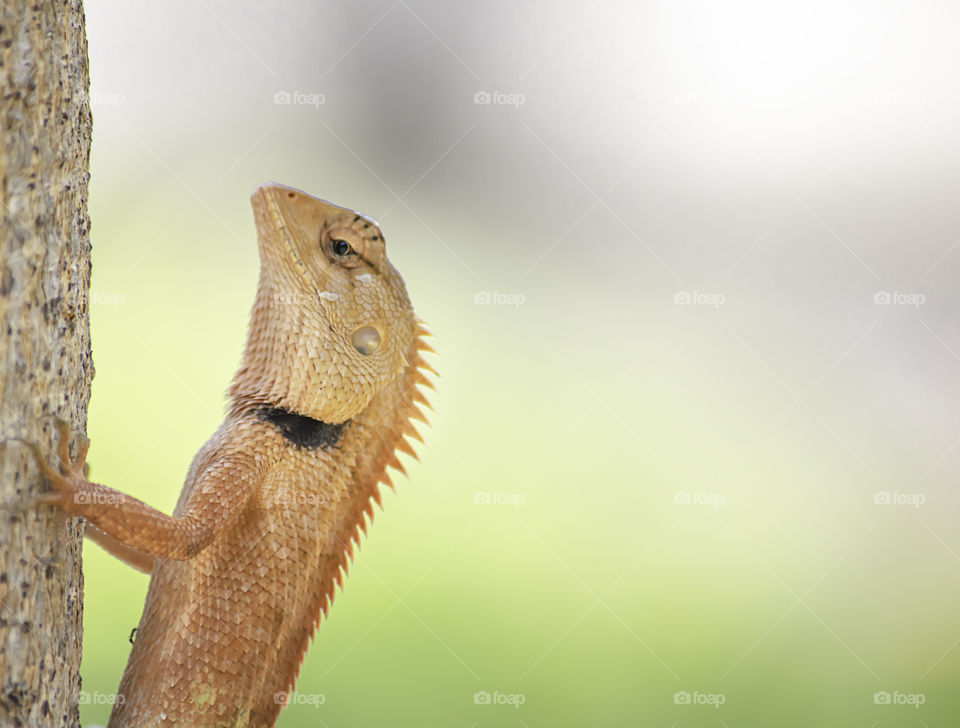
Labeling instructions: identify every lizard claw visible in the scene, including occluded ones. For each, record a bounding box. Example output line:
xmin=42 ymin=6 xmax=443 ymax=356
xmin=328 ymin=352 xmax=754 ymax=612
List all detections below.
xmin=47 ymin=415 xmax=90 ymax=478
xmin=6 ymin=416 xmax=91 ymax=512
xmin=39 ymin=417 xmax=91 ymax=512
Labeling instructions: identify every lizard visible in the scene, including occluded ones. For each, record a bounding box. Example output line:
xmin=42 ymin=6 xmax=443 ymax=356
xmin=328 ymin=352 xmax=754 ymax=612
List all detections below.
xmin=28 ymin=182 xmax=435 ymax=727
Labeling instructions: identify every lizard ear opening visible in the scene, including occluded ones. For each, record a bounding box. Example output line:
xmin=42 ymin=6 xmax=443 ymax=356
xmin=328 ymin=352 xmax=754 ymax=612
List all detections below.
xmin=351 ymin=325 xmax=381 ymax=355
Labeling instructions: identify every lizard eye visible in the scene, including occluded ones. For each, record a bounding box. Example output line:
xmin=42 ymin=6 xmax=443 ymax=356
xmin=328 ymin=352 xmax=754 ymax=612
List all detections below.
xmin=323 ymin=228 xmax=364 ymax=268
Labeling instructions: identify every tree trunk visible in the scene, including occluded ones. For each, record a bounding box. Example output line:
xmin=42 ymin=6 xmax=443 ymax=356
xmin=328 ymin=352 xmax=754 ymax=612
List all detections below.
xmin=0 ymin=1 xmax=93 ymax=726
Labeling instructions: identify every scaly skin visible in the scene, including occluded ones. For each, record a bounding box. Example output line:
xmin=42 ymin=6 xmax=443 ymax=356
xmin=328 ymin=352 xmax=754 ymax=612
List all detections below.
xmin=33 ymin=183 xmax=434 ymax=727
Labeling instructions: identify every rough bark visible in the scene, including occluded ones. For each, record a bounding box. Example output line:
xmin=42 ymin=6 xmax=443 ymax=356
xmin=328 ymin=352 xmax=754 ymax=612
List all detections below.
xmin=0 ymin=1 xmax=93 ymax=726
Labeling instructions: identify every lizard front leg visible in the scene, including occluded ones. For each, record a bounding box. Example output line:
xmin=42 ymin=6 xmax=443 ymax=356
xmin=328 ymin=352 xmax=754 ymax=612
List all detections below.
xmin=30 ymin=418 xmax=252 ymax=562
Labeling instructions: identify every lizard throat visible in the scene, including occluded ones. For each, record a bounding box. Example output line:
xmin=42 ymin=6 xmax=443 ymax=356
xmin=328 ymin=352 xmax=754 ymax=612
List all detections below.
xmin=256 ymin=406 xmax=348 ymax=450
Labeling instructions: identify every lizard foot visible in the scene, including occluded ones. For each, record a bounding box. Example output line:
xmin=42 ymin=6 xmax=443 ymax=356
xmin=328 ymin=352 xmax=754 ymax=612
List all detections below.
xmin=26 ymin=417 xmax=91 ymax=514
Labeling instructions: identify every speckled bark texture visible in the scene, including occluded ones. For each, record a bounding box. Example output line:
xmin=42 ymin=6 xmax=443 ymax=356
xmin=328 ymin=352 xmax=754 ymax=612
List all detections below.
xmin=0 ymin=1 xmax=92 ymax=727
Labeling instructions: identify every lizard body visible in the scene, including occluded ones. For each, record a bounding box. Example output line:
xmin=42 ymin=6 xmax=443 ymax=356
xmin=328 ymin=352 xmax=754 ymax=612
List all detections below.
xmin=34 ymin=183 xmax=434 ymax=727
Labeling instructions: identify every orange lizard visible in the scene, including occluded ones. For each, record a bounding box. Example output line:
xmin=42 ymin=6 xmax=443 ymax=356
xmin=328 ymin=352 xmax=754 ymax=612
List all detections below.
xmin=30 ymin=183 xmax=434 ymax=727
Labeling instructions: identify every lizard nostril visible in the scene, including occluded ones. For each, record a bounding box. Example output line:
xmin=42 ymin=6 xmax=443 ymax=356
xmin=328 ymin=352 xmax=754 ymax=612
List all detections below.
xmin=351 ymin=326 xmax=380 ymax=355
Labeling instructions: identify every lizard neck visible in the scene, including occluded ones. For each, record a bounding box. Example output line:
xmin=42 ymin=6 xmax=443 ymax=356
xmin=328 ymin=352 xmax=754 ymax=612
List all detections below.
xmin=254 ymin=406 xmax=347 ymax=450
xmin=228 ymin=273 xmax=417 ymax=424
xmin=227 ymin=278 xmax=325 ymax=420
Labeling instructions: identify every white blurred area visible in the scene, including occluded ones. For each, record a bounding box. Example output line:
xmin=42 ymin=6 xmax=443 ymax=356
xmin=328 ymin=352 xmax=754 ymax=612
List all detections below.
xmin=76 ymin=3 xmax=960 ymax=721
xmin=88 ymin=0 xmax=960 ymax=455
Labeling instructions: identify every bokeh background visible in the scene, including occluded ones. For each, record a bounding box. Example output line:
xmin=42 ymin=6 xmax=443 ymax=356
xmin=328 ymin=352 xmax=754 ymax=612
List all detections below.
xmin=75 ymin=1 xmax=960 ymax=726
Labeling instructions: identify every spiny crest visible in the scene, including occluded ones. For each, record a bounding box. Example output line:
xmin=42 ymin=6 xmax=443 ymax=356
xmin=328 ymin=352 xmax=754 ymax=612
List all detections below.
xmin=345 ymin=321 xmax=436 ymax=557
xmin=314 ymin=320 xmax=436 ymax=620
xmin=374 ymin=321 xmax=435 ymax=488
xmin=299 ymin=321 xmax=436 ymax=694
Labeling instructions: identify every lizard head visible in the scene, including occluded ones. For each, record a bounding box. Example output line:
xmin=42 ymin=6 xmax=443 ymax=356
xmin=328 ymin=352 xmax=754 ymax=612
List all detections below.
xmin=232 ymin=183 xmax=418 ymax=424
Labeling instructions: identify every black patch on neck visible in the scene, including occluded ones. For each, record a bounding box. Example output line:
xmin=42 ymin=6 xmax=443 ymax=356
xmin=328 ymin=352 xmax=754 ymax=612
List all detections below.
xmin=257 ymin=407 xmax=346 ymax=450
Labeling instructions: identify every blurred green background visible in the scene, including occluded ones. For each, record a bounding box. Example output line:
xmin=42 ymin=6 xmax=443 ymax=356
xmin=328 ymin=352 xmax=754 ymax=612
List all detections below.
xmin=76 ymin=1 xmax=960 ymax=725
